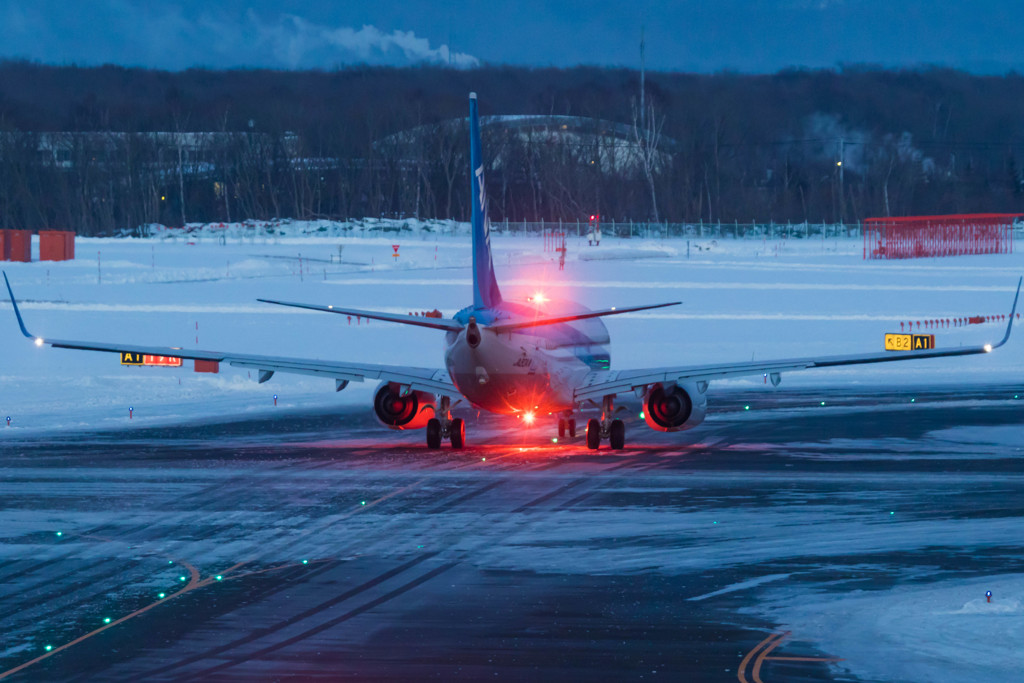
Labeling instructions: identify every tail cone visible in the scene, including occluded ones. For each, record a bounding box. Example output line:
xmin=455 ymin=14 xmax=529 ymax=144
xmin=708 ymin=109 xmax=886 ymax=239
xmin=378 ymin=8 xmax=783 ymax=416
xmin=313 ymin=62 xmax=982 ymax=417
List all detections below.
xmin=466 ymin=316 xmax=481 ymax=348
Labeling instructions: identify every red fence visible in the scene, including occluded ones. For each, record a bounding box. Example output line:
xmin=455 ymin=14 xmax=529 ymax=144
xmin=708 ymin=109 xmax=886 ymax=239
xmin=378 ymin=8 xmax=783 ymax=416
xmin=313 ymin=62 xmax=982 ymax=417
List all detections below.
xmin=864 ymin=214 xmax=1017 ymax=260
xmin=543 ymin=230 xmax=566 ymax=252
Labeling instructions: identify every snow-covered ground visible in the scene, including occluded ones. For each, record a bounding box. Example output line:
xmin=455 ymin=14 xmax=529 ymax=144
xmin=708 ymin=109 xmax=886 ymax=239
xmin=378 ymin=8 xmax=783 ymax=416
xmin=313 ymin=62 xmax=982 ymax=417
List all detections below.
xmin=754 ymin=574 xmax=1024 ymax=683
xmin=1 ymin=219 xmax=1021 ymax=432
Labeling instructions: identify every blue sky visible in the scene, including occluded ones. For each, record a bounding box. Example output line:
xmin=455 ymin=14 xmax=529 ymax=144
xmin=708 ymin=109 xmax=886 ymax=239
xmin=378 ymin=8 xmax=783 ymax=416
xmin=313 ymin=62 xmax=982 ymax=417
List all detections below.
xmin=0 ymin=1 xmax=1020 ymax=73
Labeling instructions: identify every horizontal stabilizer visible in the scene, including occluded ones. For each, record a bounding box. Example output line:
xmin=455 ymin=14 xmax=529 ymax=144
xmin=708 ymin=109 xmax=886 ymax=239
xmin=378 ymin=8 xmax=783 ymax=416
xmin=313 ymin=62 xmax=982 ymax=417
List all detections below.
xmin=489 ymin=301 xmax=681 ymax=333
xmin=257 ymin=298 xmax=464 ymax=332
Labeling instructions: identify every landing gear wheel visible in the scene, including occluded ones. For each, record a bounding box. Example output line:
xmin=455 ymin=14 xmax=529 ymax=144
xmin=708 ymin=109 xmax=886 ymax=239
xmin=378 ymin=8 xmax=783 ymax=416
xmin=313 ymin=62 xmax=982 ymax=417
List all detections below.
xmin=568 ymin=419 xmax=576 ymax=438
xmin=450 ymin=417 xmax=465 ymax=449
xmin=609 ymin=419 xmax=625 ymax=450
xmin=426 ymin=418 xmax=442 ymax=449
xmin=558 ymin=419 xmax=566 ymax=438
xmin=586 ymin=419 xmax=601 ymax=450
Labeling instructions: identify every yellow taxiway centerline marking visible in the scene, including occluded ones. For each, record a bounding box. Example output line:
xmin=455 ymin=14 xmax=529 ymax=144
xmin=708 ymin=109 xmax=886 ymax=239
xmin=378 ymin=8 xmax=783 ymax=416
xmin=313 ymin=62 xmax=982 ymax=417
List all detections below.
xmin=752 ymin=630 xmax=789 ymax=683
xmin=737 ymin=631 xmax=785 ymax=683
xmin=763 ymin=656 xmax=845 ymax=662
xmin=738 ymin=630 xmax=843 ymax=683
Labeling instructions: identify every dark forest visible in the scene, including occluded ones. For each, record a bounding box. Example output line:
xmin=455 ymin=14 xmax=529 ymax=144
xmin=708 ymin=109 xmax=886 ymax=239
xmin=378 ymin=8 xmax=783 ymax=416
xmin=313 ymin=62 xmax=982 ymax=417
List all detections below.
xmin=2 ymin=61 xmax=1024 ymax=235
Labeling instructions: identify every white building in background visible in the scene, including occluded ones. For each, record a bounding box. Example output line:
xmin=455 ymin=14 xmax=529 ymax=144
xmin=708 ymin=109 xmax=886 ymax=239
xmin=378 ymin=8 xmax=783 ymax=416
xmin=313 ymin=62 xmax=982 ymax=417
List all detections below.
xmin=378 ymin=114 xmax=673 ymax=175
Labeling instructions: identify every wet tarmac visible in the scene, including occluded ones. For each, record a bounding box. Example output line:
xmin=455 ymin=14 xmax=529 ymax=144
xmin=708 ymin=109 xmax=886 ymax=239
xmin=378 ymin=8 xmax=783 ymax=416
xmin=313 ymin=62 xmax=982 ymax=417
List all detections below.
xmin=2 ymin=384 xmax=1024 ymax=681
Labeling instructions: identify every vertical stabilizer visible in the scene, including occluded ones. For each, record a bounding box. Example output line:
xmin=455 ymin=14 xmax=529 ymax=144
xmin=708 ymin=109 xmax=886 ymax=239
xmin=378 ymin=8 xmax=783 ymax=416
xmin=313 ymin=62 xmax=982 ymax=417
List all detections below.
xmin=469 ymin=92 xmax=502 ymax=310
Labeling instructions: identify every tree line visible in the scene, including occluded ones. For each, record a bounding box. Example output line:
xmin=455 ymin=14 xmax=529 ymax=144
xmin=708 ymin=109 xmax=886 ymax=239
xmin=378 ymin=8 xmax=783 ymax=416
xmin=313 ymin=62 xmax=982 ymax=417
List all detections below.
xmin=1 ymin=61 xmax=1024 ymax=235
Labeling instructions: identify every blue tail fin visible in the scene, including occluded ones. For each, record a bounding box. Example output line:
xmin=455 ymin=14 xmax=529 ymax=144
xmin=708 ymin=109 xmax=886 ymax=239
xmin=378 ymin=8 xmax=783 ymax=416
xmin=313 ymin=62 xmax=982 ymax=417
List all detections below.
xmin=469 ymin=92 xmax=502 ymax=310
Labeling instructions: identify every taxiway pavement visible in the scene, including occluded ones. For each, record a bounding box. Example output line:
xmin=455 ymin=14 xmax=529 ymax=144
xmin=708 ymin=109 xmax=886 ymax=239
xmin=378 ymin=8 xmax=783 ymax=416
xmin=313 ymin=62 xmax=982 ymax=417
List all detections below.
xmin=2 ymin=384 xmax=1023 ymax=681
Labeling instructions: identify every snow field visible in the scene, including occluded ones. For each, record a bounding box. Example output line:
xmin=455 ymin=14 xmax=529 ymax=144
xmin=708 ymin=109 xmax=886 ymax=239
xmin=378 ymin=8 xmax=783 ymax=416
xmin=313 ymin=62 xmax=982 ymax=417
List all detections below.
xmin=0 ymin=221 xmax=1021 ymax=433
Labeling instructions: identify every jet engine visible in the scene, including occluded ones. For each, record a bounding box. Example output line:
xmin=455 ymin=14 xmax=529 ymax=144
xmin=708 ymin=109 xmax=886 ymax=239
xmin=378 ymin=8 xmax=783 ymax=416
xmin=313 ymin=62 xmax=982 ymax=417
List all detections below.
xmin=642 ymin=382 xmax=707 ymax=432
xmin=373 ymin=382 xmax=436 ymax=430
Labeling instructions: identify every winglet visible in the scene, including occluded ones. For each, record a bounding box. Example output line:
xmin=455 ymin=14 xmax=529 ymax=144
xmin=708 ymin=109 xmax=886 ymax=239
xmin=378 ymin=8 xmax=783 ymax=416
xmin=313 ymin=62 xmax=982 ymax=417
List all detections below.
xmin=3 ymin=272 xmax=35 ymax=339
xmin=994 ymin=276 xmax=1022 ymax=349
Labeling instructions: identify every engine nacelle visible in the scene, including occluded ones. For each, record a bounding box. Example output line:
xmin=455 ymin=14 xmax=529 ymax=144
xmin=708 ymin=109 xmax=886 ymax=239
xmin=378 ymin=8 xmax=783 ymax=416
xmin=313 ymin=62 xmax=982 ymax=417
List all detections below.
xmin=643 ymin=382 xmax=707 ymax=432
xmin=373 ymin=382 xmax=436 ymax=430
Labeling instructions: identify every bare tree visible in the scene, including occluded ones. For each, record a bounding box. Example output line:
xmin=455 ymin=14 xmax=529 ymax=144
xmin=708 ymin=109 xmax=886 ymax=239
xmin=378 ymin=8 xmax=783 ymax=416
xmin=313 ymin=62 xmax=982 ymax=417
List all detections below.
xmin=435 ymin=119 xmax=468 ymax=220
xmin=632 ymin=98 xmax=665 ymax=223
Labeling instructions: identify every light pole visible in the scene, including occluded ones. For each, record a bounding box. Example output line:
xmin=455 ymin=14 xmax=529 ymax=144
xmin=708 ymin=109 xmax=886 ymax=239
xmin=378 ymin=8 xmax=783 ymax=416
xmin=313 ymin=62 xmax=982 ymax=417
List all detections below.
xmin=837 ymin=138 xmax=845 ymax=226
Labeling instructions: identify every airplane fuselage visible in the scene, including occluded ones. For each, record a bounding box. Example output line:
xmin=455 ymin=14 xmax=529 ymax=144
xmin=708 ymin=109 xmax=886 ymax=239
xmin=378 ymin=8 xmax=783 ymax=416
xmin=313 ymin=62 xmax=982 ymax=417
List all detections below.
xmin=445 ymin=300 xmax=611 ymax=414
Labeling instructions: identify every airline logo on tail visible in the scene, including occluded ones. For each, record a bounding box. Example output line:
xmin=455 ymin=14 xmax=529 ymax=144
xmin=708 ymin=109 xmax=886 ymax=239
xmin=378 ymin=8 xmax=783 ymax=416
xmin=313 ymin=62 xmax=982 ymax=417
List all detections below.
xmin=475 ymin=165 xmax=486 ymax=211
xmin=475 ymin=164 xmax=491 ymax=247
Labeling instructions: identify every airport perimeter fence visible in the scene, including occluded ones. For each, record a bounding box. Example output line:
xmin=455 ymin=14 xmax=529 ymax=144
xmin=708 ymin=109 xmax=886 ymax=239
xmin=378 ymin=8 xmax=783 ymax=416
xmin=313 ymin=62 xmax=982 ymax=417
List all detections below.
xmin=496 ymin=218 xmax=1024 ymax=242
xmin=138 ymin=216 xmax=1024 ymax=245
xmin=496 ymin=219 xmax=861 ymax=240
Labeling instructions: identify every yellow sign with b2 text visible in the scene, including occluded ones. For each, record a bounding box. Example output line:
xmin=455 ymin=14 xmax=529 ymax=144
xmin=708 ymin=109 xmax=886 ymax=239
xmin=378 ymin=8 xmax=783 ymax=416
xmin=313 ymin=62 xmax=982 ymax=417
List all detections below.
xmin=885 ymin=334 xmax=935 ymax=351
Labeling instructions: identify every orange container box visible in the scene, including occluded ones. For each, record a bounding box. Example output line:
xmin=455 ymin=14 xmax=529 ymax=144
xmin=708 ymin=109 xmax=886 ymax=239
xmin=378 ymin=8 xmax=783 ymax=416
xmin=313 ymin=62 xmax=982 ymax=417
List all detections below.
xmin=194 ymin=360 xmax=220 ymax=374
xmin=39 ymin=230 xmax=75 ymax=261
xmin=4 ymin=230 xmax=31 ymax=262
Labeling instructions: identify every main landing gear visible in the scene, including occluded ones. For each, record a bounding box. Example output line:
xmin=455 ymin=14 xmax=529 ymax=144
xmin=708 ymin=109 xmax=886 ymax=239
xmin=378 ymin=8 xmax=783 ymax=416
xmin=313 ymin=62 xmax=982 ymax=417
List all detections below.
xmin=426 ymin=396 xmax=464 ymax=449
xmin=557 ymin=414 xmax=577 ymax=439
xmin=585 ymin=396 xmax=625 ymax=451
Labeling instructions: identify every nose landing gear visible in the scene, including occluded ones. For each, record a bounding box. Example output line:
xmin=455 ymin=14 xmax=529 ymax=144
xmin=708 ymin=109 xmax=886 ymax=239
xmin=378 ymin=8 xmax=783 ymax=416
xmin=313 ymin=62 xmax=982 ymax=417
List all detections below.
xmin=585 ymin=396 xmax=625 ymax=450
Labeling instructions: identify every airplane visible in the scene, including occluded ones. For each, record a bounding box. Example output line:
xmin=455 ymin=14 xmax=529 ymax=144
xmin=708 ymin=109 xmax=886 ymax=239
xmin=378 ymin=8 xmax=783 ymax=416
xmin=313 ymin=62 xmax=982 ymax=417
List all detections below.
xmin=4 ymin=92 xmax=1022 ymax=450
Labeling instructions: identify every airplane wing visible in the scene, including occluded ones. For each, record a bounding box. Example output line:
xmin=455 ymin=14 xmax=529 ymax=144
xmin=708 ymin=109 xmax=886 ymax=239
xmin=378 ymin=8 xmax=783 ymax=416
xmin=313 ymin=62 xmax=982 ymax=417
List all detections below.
xmin=575 ymin=277 xmax=1021 ymax=403
xmin=3 ymin=274 xmax=457 ymax=397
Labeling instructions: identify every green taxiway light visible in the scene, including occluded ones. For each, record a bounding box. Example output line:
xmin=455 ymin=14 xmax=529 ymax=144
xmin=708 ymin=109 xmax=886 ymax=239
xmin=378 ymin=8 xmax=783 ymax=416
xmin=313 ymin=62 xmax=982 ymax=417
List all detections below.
xmin=890 ymin=511 xmax=895 ymax=515
xmin=179 ymin=575 xmax=187 ymax=582
xmin=552 ymin=438 xmax=558 ymax=443
xmin=481 ymin=457 xmax=486 ymax=461
xmin=301 ymin=559 xmax=308 ymax=565
xmin=103 ymin=617 xmax=111 ymax=624
xmin=168 ymin=560 xmax=173 ymax=565
xmin=360 ymin=501 xmax=366 ymax=505
xmin=158 ymin=592 xmax=166 ymax=599
xmin=44 ymin=645 xmax=53 ymax=652
xmin=215 ymin=575 xmax=223 ymax=581
xmin=639 ymin=411 xmax=645 ymax=419
xmin=820 ymin=401 xmax=826 ymax=406
xmin=55 ymin=531 xmax=63 ymax=537
xmin=744 ymin=405 xmax=750 ymax=411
